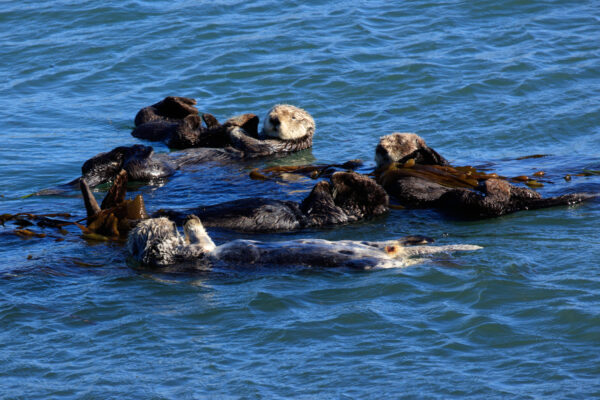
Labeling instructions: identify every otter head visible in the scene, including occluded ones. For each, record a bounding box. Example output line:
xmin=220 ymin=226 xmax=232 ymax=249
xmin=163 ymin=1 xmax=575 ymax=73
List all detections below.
xmin=81 ymin=144 xmax=155 ymax=187
xmin=375 ymin=133 xmax=448 ymax=168
xmin=127 ymin=217 xmax=184 ymax=266
xmin=261 ymin=104 xmax=315 ymax=141
xmin=183 ymin=215 xmax=216 ymax=253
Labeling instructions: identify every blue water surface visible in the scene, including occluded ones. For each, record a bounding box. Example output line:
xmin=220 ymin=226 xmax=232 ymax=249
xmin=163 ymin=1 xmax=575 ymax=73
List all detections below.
xmin=1 ymin=0 xmax=599 ymax=398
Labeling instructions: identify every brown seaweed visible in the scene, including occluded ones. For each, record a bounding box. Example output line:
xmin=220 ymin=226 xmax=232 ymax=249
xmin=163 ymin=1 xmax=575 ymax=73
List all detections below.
xmin=79 ymin=169 xmax=148 ymax=240
xmin=259 ymin=159 xmax=364 ymax=180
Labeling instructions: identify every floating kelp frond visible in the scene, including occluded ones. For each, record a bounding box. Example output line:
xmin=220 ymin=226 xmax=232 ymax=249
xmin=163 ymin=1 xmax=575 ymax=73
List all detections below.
xmin=526 ymin=180 xmax=544 ymax=188
xmin=377 ymin=158 xmax=560 ymax=194
xmin=14 ymin=229 xmax=46 ymax=238
xmin=511 ymin=175 xmax=530 ymax=182
xmin=79 ymin=169 xmax=148 ymax=241
xmin=249 ymin=169 xmax=270 ymax=181
xmin=516 ymin=154 xmax=550 ymax=160
xmin=0 ymin=212 xmax=72 ymax=226
xmin=259 ymin=159 xmax=364 ymax=180
xmin=581 ymin=169 xmax=600 ymax=176
xmin=378 ymin=163 xmax=479 ymax=190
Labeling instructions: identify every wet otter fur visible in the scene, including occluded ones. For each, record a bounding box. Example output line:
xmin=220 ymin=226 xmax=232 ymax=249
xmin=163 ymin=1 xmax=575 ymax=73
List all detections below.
xmin=75 ymin=102 xmax=316 ymax=187
xmin=134 ymin=96 xmax=199 ymax=126
xmin=375 ymin=132 xmax=449 ymax=167
xmin=376 ymin=132 xmax=591 ymax=218
xmin=132 ymin=98 xmax=315 ymax=155
xmin=76 ymin=144 xmax=176 ymax=187
xmin=154 ymin=171 xmax=389 ymax=232
xmin=128 ymin=215 xmax=482 ymax=269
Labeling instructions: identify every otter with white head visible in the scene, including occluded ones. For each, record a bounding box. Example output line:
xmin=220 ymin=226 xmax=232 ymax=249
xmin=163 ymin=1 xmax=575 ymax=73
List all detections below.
xmin=262 ymin=104 xmax=315 ymax=140
xmin=128 ymin=216 xmax=482 ymax=269
xmin=375 ymin=132 xmax=449 ymax=169
xmin=132 ymin=98 xmax=315 ymax=155
xmin=76 ymin=105 xmax=315 ymax=187
xmin=226 ymin=104 xmax=315 ymax=156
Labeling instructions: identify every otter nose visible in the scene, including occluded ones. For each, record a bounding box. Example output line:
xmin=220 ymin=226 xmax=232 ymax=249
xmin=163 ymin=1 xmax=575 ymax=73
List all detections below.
xmin=269 ymin=116 xmax=280 ymax=127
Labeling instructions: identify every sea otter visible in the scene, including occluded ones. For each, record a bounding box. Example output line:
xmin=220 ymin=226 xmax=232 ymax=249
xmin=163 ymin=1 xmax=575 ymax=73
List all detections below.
xmin=154 ymin=171 xmax=389 ymax=232
xmin=75 ymin=144 xmax=177 ymax=187
xmin=127 ymin=215 xmax=482 ymax=269
xmin=375 ymin=132 xmax=591 ymax=218
xmin=132 ymin=97 xmax=315 ymax=155
xmin=75 ymin=103 xmax=316 ymax=187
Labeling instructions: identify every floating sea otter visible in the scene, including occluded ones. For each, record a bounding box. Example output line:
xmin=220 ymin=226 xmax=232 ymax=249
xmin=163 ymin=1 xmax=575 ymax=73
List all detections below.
xmin=127 ymin=215 xmax=482 ymax=269
xmin=154 ymin=171 xmax=389 ymax=232
xmin=132 ymin=96 xmax=315 ymax=154
xmin=76 ymin=144 xmax=176 ymax=187
xmin=77 ymin=165 xmax=388 ymax=233
xmin=75 ymin=101 xmax=316 ymax=187
xmin=375 ymin=133 xmax=591 ymax=218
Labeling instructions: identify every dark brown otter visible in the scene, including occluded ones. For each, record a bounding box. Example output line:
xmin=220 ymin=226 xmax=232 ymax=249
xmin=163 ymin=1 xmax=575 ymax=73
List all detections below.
xmin=132 ymin=98 xmax=315 ymax=156
xmin=134 ymin=96 xmax=199 ymax=126
xmin=376 ymin=132 xmax=591 ymax=218
xmin=133 ymin=109 xmax=258 ymax=150
xmin=76 ymin=144 xmax=176 ymax=187
xmin=154 ymin=171 xmax=389 ymax=232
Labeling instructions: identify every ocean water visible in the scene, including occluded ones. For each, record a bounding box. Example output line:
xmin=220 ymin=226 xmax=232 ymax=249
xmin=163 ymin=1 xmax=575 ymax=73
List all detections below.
xmin=1 ymin=0 xmax=599 ymax=398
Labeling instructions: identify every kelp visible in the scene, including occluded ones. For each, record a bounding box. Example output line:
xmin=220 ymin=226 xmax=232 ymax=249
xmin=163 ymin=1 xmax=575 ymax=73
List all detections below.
xmin=1 ymin=212 xmax=72 ymax=226
xmin=376 ymin=158 xmax=567 ymax=193
xmin=3 ymin=170 xmax=147 ymax=243
xmin=378 ymin=163 xmax=480 ymax=190
xmin=256 ymin=159 xmax=364 ymax=181
xmin=515 ymin=154 xmax=549 ymax=160
xmin=79 ymin=169 xmax=148 ymax=241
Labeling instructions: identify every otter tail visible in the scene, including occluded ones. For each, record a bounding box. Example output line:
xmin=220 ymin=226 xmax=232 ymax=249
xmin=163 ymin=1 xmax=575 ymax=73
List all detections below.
xmin=525 ymin=193 xmax=595 ymax=210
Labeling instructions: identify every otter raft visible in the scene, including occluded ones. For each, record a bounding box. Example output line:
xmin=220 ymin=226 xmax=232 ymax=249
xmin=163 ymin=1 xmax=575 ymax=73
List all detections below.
xmin=1 ymin=2 xmax=599 ymax=398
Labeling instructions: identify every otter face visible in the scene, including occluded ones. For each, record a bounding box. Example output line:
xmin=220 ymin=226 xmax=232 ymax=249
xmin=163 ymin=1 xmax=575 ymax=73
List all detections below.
xmin=127 ymin=218 xmax=183 ymax=266
xmin=375 ymin=133 xmax=426 ymax=168
xmin=262 ymin=104 xmax=315 ymax=141
xmin=375 ymin=132 xmax=449 ymax=168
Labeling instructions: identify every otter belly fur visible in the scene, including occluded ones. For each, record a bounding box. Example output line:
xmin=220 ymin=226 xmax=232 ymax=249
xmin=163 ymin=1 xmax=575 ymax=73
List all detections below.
xmin=127 ymin=216 xmax=482 ymax=269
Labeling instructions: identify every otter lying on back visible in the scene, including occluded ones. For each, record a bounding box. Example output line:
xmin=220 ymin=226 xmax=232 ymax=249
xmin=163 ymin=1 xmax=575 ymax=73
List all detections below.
xmin=132 ymin=97 xmax=315 ymax=155
xmin=128 ymin=215 xmax=482 ymax=269
xmin=375 ymin=132 xmax=591 ymax=218
xmin=155 ymin=171 xmax=389 ymax=232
